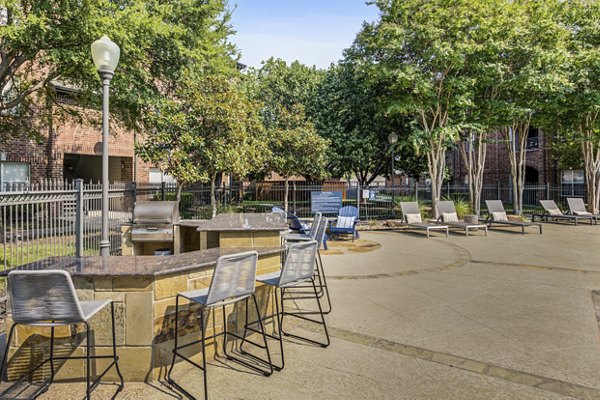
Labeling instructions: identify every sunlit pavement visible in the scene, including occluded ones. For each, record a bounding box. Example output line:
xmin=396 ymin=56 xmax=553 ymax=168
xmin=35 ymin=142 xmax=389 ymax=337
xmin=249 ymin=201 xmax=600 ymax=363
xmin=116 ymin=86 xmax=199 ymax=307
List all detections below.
xmin=8 ymin=224 xmax=600 ymax=399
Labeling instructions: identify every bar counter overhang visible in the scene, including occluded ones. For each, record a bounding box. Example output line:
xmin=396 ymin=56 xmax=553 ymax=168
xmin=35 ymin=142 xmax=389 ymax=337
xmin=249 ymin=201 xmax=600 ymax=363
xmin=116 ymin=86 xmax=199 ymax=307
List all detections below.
xmin=2 ymin=213 xmax=289 ymax=383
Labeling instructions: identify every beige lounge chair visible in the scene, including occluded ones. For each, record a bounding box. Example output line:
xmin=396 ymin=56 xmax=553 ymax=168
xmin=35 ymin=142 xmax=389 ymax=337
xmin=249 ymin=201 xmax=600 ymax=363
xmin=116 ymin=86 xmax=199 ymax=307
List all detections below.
xmin=436 ymin=201 xmax=488 ymax=237
xmin=533 ymin=200 xmax=594 ymax=225
xmin=399 ymin=202 xmax=448 ymax=238
xmin=566 ymin=198 xmax=599 ymax=225
xmin=483 ymin=200 xmax=542 ymax=234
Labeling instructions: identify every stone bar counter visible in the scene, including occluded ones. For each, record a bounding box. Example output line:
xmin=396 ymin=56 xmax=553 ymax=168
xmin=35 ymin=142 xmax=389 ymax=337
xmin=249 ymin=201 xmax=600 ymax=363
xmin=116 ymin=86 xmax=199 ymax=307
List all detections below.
xmin=2 ymin=246 xmax=283 ymax=383
xmin=177 ymin=212 xmax=288 ymax=252
xmin=121 ymin=212 xmax=288 ymax=255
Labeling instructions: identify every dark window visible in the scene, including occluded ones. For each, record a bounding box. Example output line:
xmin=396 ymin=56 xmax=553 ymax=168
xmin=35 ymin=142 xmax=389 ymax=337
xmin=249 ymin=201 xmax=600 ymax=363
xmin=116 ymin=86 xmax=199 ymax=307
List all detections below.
xmin=54 ymin=87 xmax=80 ymax=105
xmin=526 ymin=128 xmax=539 ymax=149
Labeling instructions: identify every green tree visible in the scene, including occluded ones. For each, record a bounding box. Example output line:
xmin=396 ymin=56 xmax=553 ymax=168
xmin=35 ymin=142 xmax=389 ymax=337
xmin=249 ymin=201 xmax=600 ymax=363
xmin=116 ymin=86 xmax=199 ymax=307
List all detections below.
xmin=0 ymin=0 xmax=235 ymax=139
xmin=313 ymin=61 xmax=426 ymax=186
xmin=247 ymin=58 xmax=329 ymax=211
xmin=353 ymin=0 xmax=486 ymax=217
xmin=558 ymin=0 xmax=600 ymax=213
xmin=137 ymin=73 xmax=268 ymax=217
xmin=492 ymin=0 xmax=570 ymax=215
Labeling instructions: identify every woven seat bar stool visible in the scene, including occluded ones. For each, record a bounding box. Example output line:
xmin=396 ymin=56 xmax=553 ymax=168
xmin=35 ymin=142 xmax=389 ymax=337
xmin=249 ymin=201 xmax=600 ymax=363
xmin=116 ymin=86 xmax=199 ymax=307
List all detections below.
xmin=283 ymin=216 xmax=332 ymax=314
xmin=0 ymin=270 xmax=124 ymax=399
xmin=245 ymin=241 xmax=329 ymax=371
xmin=167 ymin=251 xmax=273 ymax=400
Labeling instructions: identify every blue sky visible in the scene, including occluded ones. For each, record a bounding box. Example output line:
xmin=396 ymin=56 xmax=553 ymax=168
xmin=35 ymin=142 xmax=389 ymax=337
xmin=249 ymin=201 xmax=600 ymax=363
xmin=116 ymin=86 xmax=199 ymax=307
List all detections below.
xmin=229 ymin=1 xmax=380 ymax=69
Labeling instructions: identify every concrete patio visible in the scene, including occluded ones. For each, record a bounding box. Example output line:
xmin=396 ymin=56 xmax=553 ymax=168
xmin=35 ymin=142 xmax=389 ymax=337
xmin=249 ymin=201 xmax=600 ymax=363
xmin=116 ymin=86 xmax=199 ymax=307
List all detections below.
xmin=6 ymin=223 xmax=600 ymax=399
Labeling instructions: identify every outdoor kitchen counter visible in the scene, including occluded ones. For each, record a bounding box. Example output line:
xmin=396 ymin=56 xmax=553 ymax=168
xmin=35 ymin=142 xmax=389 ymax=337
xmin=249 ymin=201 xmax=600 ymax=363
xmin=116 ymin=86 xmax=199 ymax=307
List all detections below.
xmin=3 ymin=246 xmax=283 ymax=383
xmin=1 ymin=246 xmax=282 ymax=277
xmin=176 ymin=213 xmax=288 ymax=252
xmin=179 ymin=212 xmax=288 ymax=231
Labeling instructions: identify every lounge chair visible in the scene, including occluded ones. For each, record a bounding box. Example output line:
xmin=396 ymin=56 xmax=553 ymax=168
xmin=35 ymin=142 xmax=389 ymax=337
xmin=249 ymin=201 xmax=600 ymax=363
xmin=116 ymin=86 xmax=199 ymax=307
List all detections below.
xmin=329 ymin=206 xmax=360 ymax=241
xmin=436 ymin=201 xmax=488 ymax=236
xmin=533 ymin=200 xmax=595 ymax=225
xmin=399 ymin=202 xmax=449 ymax=238
xmin=272 ymin=206 xmax=309 ymax=233
xmin=483 ymin=200 xmax=542 ymax=234
xmin=566 ymin=198 xmax=599 ymax=225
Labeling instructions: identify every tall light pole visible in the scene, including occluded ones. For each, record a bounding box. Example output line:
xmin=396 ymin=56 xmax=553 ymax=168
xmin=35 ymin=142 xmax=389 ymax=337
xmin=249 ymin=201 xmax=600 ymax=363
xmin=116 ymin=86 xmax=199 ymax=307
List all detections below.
xmin=388 ymin=132 xmax=398 ymax=216
xmin=91 ymin=35 xmax=120 ymax=257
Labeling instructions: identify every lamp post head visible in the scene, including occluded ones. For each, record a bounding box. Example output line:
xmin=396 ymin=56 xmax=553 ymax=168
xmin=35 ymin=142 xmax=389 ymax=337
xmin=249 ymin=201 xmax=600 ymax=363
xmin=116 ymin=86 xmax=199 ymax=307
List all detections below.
xmin=388 ymin=132 xmax=398 ymax=145
xmin=91 ymin=35 xmax=120 ymax=78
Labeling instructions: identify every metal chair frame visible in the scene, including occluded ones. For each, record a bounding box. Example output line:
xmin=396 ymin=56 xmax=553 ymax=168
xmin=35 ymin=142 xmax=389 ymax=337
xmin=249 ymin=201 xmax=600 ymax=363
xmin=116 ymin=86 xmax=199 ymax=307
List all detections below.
xmin=0 ymin=270 xmax=124 ymax=400
xmin=167 ymin=251 xmax=273 ymax=400
xmin=247 ymin=241 xmax=330 ymax=371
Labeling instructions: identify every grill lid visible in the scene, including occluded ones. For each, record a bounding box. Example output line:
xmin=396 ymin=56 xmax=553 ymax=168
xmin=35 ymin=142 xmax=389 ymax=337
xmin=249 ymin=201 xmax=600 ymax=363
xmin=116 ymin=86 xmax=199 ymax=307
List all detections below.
xmin=133 ymin=201 xmax=179 ymax=224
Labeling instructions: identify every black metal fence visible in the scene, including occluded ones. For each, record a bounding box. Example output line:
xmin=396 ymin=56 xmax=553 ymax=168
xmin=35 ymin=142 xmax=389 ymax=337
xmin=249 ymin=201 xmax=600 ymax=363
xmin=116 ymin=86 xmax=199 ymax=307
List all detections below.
xmin=0 ymin=179 xmax=588 ymax=268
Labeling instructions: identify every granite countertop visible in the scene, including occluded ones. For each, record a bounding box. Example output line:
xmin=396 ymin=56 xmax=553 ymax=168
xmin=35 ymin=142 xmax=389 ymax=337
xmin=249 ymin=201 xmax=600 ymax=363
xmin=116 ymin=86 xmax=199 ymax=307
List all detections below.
xmin=190 ymin=213 xmax=288 ymax=232
xmin=0 ymin=246 xmax=283 ymax=277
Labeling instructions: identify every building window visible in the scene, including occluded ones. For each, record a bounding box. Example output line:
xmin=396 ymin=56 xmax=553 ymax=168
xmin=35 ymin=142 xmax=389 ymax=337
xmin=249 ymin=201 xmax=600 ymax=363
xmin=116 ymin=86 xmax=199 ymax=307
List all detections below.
xmin=561 ymin=169 xmax=584 ymax=197
xmin=526 ymin=128 xmax=539 ymax=149
xmin=149 ymin=167 xmax=175 ymax=184
xmin=54 ymin=86 xmax=80 ymax=105
xmin=1 ymin=162 xmax=30 ymax=190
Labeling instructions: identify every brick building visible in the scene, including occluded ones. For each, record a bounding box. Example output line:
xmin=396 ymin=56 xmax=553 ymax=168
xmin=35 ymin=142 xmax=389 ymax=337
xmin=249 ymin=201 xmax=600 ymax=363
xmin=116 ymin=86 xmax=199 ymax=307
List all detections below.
xmin=447 ymin=128 xmax=564 ymax=186
xmin=0 ymin=83 xmax=156 ymax=188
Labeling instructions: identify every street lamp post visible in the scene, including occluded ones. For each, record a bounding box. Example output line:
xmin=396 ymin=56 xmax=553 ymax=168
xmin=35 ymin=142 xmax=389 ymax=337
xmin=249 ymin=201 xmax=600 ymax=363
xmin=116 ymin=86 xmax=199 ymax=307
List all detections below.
xmin=388 ymin=132 xmax=398 ymax=217
xmin=91 ymin=35 xmax=120 ymax=257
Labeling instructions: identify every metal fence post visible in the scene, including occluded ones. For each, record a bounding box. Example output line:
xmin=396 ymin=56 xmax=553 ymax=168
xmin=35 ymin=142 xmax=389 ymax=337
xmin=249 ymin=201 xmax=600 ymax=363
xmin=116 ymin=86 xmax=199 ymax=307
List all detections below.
xmin=546 ymin=182 xmax=550 ymax=200
xmin=161 ymin=181 xmax=167 ymax=201
xmin=447 ymin=182 xmax=451 ymax=197
xmin=497 ymin=182 xmax=501 ymax=200
xmin=357 ymin=183 xmax=361 ymax=218
xmin=415 ymin=181 xmax=419 ymax=200
xmin=75 ymin=179 xmax=84 ymax=258
xmin=293 ymin=182 xmax=297 ymax=214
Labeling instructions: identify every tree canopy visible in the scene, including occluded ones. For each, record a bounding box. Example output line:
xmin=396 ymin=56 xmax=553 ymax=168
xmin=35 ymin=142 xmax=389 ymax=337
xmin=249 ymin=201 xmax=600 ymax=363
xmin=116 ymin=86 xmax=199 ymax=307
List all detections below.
xmin=0 ymin=0 xmax=236 ymax=140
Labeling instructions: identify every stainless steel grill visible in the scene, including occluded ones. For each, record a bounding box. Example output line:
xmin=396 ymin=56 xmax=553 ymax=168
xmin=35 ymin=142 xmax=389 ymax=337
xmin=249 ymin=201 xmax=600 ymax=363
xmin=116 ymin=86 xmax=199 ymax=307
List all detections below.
xmin=130 ymin=201 xmax=179 ymax=243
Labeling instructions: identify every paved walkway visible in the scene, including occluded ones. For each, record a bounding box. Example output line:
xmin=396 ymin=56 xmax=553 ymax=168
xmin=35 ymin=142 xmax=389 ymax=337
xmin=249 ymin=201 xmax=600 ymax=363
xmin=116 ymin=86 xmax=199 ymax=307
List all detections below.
xmin=9 ymin=223 xmax=600 ymax=399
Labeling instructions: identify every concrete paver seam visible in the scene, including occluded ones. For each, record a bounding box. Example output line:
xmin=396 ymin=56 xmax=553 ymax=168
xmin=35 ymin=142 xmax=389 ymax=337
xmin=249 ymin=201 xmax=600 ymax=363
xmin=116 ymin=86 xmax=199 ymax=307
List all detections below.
xmin=299 ymin=323 xmax=600 ymax=400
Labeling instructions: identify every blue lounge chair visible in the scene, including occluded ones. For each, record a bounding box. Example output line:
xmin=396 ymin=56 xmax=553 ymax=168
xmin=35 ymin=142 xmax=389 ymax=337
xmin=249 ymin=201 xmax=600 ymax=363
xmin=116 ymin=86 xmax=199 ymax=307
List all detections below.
xmin=329 ymin=206 xmax=359 ymax=241
xmin=272 ymin=207 xmax=309 ymax=233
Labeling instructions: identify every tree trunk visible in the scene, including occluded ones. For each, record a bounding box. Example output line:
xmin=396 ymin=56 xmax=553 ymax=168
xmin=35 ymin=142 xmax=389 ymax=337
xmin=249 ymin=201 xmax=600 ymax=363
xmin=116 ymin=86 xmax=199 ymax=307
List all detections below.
xmin=502 ymin=119 xmax=530 ymax=216
xmin=210 ymin=173 xmax=218 ymax=218
xmin=427 ymin=138 xmax=447 ymax=218
xmin=284 ymin=176 xmax=290 ymax=213
xmin=581 ymin=112 xmax=600 ymax=214
xmin=176 ymin=182 xmax=184 ymax=201
xmin=458 ymin=130 xmax=487 ymax=216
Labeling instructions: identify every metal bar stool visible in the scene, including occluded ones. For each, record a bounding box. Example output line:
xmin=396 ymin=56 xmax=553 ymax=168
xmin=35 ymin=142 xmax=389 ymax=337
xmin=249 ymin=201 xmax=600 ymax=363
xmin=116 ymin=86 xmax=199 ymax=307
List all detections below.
xmin=0 ymin=270 xmax=124 ymax=399
xmin=167 ymin=251 xmax=273 ymax=400
xmin=284 ymin=216 xmax=332 ymax=314
xmin=245 ymin=241 xmax=329 ymax=371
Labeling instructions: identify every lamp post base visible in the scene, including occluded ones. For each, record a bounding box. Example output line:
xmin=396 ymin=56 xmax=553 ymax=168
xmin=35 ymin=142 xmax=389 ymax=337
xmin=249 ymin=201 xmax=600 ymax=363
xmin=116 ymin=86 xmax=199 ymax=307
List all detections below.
xmin=100 ymin=240 xmax=111 ymax=257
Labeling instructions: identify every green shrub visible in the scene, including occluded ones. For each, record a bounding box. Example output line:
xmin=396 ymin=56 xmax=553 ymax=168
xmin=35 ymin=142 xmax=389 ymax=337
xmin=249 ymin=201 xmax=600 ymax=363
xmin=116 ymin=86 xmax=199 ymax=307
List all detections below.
xmin=442 ymin=195 xmax=472 ymax=219
xmin=395 ymin=195 xmax=430 ymax=219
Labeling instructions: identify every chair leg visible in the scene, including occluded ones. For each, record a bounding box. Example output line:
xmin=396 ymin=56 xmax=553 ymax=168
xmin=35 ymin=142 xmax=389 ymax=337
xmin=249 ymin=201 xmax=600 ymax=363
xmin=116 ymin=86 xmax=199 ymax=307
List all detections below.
xmin=0 ymin=323 xmax=17 ymax=382
xmin=280 ymin=279 xmax=330 ymax=348
xmin=251 ymin=294 xmax=273 ymax=375
xmin=84 ymin=321 xmax=91 ymax=400
xmin=224 ymin=299 xmax=273 ymax=376
xmin=166 ymin=294 xmax=180 ymax=385
xmin=110 ymin=302 xmax=125 ymax=392
xmin=200 ymin=308 xmax=208 ymax=400
xmin=275 ymin=288 xmax=285 ymax=370
xmin=49 ymin=326 xmax=55 ymax=384
xmin=317 ymin=250 xmax=332 ymax=314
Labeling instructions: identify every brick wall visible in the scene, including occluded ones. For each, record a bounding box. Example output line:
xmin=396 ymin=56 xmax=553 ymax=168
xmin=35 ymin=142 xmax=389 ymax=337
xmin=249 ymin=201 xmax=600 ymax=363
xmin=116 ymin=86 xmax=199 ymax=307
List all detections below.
xmin=2 ymin=107 xmax=154 ymax=184
xmin=448 ymin=130 xmax=559 ymax=185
